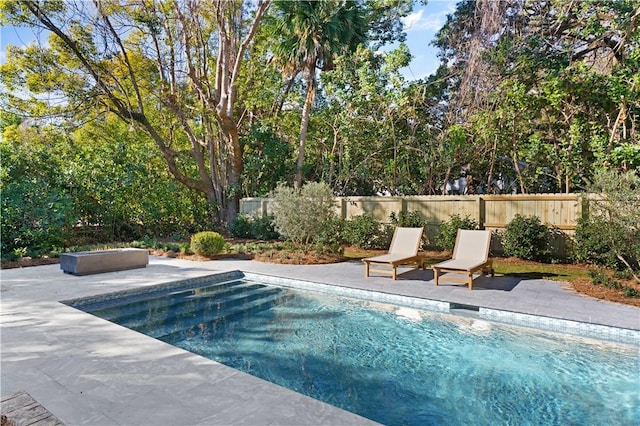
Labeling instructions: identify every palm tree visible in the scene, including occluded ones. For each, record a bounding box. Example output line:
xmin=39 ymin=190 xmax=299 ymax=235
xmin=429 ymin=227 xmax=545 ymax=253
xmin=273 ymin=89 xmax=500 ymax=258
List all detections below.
xmin=270 ymin=0 xmax=366 ymax=188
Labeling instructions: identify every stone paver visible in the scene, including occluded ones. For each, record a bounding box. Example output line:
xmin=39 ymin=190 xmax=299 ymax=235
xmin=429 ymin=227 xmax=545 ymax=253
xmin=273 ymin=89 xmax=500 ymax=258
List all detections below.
xmin=1 ymin=257 xmax=639 ymax=425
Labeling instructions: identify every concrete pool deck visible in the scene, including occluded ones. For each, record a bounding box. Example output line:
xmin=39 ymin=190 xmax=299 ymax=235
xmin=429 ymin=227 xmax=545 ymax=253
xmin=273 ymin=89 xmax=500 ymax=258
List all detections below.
xmin=1 ymin=257 xmax=639 ymax=425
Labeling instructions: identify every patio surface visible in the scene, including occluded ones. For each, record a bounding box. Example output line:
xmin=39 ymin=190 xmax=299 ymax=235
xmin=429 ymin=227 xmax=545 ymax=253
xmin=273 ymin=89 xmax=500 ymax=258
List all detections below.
xmin=1 ymin=257 xmax=639 ymax=425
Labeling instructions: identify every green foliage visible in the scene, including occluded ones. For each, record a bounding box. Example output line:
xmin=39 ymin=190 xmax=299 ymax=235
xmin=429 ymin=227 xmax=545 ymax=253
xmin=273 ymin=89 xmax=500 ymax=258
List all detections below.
xmin=580 ymin=170 xmax=640 ymax=282
xmin=270 ymin=182 xmax=338 ymax=245
xmin=229 ymin=216 xmax=253 ymax=238
xmin=314 ymin=216 xmax=346 ymax=255
xmin=343 ymin=213 xmax=390 ymax=250
xmin=229 ymin=215 xmax=279 ymax=240
xmin=241 ymin=125 xmax=293 ymax=197
xmin=503 ymin=215 xmax=550 ymax=262
xmin=624 ymin=287 xmax=640 ymax=298
xmin=0 ymin=115 xmax=209 ymax=259
xmin=437 ymin=214 xmax=478 ymax=251
xmin=571 ymin=216 xmax=620 ymax=268
xmin=190 ymin=232 xmax=226 ymax=257
xmin=390 ymin=211 xmax=426 ymax=228
xmin=0 ymin=131 xmax=77 ymax=257
xmin=586 ymin=268 xmax=640 ymax=298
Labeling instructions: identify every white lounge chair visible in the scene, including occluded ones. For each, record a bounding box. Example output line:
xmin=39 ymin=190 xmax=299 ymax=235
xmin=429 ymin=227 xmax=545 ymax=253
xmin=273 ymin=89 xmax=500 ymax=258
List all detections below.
xmin=432 ymin=229 xmax=494 ymax=290
xmin=363 ymin=227 xmax=424 ymax=280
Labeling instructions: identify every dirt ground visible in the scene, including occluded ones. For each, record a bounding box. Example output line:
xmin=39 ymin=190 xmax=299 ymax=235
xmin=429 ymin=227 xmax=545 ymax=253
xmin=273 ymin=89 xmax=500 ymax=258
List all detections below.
xmin=2 ymin=251 xmax=639 ymax=308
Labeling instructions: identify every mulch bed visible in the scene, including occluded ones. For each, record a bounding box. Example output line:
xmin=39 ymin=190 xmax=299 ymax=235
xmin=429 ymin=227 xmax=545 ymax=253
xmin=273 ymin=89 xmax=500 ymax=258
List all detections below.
xmin=0 ymin=257 xmax=60 ymax=269
xmin=572 ymin=277 xmax=640 ymax=308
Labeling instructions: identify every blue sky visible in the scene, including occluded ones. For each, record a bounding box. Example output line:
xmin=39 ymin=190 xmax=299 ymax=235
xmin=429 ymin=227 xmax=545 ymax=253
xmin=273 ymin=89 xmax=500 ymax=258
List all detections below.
xmin=1 ymin=0 xmax=457 ymax=81
xmin=400 ymin=0 xmax=457 ymax=80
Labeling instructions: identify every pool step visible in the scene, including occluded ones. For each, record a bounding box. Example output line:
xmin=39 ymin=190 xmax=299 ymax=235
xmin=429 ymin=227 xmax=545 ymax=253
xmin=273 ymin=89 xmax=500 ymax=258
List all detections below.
xmin=92 ymin=281 xmax=264 ymax=323
xmin=152 ymin=291 xmax=292 ymax=342
xmin=112 ymin=285 xmax=285 ymax=334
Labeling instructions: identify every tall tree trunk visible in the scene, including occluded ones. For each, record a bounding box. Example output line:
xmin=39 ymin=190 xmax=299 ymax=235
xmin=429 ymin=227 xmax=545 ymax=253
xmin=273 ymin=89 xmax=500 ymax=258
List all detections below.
xmin=295 ymin=74 xmax=317 ymax=189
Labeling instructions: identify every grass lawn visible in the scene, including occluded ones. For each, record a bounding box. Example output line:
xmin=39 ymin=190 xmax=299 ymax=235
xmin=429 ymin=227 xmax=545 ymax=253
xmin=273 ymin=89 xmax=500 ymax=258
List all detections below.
xmin=343 ymin=247 xmax=590 ymax=282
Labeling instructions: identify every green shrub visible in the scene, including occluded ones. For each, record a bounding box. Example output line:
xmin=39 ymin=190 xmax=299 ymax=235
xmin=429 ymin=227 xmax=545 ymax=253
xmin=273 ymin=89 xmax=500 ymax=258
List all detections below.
xmin=390 ymin=211 xmax=426 ymax=228
xmin=571 ymin=216 xmax=620 ymax=268
xmin=314 ymin=217 xmax=346 ymax=254
xmin=190 ymin=231 xmax=226 ymax=256
xmin=229 ymin=215 xmax=252 ymax=238
xmin=252 ymin=215 xmax=279 ymax=240
xmin=503 ymin=214 xmax=550 ymax=261
xmin=270 ymin=182 xmax=338 ymax=245
xmin=437 ymin=214 xmax=478 ymax=251
xmin=343 ymin=213 xmax=390 ymax=250
xmin=230 ymin=215 xmax=280 ymax=240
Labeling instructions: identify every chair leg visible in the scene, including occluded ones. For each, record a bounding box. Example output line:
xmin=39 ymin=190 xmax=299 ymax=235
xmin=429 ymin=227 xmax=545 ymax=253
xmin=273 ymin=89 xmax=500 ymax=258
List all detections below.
xmin=365 ymin=262 xmax=370 ymax=277
xmin=392 ymin=265 xmax=397 ymax=280
xmin=468 ymin=273 xmax=473 ymax=290
xmin=434 ymin=268 xmax=439 ymax=286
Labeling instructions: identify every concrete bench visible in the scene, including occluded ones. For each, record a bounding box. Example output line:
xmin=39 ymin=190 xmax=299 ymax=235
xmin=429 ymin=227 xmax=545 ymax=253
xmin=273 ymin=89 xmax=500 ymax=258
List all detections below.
xmin=60 ymin=248 xmax=149 ymax=275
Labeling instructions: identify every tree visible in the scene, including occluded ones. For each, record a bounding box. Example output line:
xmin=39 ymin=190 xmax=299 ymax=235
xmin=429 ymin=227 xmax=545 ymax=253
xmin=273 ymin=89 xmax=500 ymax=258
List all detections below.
xmin=269 ymin=0 xmax=367 ymax=189
xmin=430 ymin=0 xmax=640 ymax=193
xmin=1 ymin=0 xmax=271 ymax=225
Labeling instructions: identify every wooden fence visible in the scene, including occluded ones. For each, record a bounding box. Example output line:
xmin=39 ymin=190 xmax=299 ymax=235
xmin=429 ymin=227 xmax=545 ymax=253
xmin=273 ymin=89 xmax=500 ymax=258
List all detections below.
xmin=240 ymin=194 xmax=587 ymax=259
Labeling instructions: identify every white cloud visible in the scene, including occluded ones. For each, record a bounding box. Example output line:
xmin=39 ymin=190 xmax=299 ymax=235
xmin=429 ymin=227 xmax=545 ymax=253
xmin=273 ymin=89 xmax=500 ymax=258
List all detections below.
xmin=402 ymin=2 xmax=457 ymax=33
xmin=402 ymin=10 xmax=426 ymax=31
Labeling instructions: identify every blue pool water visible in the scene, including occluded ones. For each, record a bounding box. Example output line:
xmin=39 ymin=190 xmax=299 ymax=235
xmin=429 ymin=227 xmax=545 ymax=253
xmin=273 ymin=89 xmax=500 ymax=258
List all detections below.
xmin=78 ymin=278 xmax=640 ymax=426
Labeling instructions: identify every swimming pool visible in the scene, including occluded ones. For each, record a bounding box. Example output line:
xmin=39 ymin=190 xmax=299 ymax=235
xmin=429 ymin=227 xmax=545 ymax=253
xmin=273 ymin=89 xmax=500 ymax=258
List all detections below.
xmin=69 ymin=273 xmax=640 ymax=426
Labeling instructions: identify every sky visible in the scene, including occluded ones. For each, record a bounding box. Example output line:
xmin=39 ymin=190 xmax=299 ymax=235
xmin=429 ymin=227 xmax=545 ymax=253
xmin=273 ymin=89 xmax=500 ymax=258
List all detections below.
xmin=400 ymin=0 xmax=457 ymax=80
xmin=0 ymin=0 xmax=458 ymax=81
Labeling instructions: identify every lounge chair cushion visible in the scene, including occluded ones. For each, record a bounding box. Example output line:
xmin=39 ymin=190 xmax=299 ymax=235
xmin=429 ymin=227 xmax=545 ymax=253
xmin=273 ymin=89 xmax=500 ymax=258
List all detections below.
xmin=363 ymin=227 xmax=424 ymax=280
xmin=432 ymin=229 xmax=493 ymax=290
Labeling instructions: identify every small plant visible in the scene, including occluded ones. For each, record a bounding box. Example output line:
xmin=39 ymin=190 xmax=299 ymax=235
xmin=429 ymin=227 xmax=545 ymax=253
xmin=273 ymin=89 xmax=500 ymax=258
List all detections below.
xmin=624 ymin=287 xmax=640 ymax=298
xmin=437 ymin=214 xmax=478 ymax=251
xmin=503 ymin=214 xmax=550 ymax=262
xmin=588 ymin=268 xmax=608 ymax=285
xmin=614 ymin=269 xmax=633 ymax=281
xmin=162 ymin=243 xmax=182 ymax=252
xmin=13 ymin=247 xmax=28 ymax=259
xmin=588 ymin=268 xmax=625 ymax=290
xmin=190 ymin=231 xmax=225 ymax=257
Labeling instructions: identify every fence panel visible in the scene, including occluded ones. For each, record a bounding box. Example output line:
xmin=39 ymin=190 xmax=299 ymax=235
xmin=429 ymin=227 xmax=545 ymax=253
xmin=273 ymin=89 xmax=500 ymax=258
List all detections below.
xmin=239 ymin=194 xmax=585 ymax=259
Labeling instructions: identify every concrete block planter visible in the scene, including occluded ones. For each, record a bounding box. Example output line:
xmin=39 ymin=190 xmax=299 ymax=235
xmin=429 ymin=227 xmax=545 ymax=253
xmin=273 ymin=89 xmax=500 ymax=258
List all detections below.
xmin=60 ymin=248 xmax=149 ymax=275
